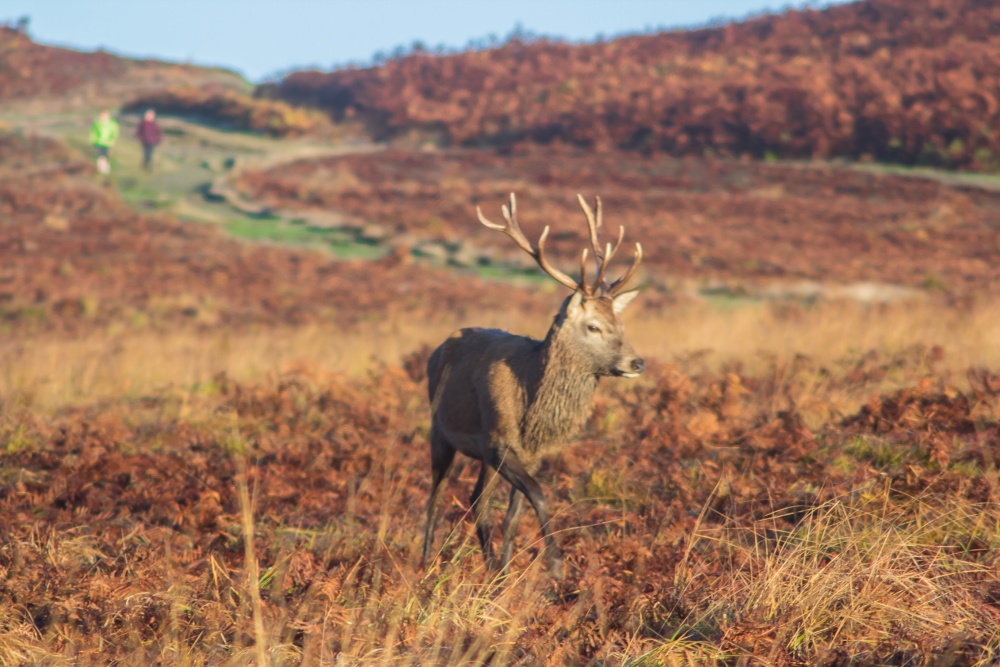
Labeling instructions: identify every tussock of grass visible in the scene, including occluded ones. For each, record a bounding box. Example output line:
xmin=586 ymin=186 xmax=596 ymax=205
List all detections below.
xmin=709 ymin=493 xmax=1000 ymax=662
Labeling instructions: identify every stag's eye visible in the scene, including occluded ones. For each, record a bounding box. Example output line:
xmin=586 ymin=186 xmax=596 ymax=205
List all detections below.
xmin=587 ymin=324 xmax=602 ymax=334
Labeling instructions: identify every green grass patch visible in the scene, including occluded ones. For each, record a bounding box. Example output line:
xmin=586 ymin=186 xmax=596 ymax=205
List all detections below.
xmin=224 ymin=217 xmax=331 ymax=245
xmin=225 ymin=217 xmax=392 ymax=259
xmin=844 ymin=435 xmax=905 ymax=469
xmin=471 ymin=262 xmax=554 ymax=286
xmin=327 ymin=239 xmax=387 ymax=260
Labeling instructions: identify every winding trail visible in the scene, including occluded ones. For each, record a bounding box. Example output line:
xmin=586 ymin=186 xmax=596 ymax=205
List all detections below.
xmin=0 ymin=108 xmax=381 ymax=233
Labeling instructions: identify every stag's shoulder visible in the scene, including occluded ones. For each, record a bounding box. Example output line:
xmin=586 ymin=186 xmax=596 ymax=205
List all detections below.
xmin=428 ymin=327 xmax=536 ymax=382
xmin=427 ymin=327 xmax=537 ymax=400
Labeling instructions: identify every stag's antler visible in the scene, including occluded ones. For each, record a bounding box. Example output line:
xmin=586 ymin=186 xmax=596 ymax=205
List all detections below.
xmin=576 ymin=194 xmax=633 ymax=295
xmin=477 ymin=193 xmax=580 ymax=292
xmin=576 ymin=194 xmax=643 ymax=296
xmin=477 ymin=193 xmax=642 ymax=296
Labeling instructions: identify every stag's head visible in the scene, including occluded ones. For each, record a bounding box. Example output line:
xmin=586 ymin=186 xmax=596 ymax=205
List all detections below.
xmin=477 ymin=193 xmax=645 ymax=378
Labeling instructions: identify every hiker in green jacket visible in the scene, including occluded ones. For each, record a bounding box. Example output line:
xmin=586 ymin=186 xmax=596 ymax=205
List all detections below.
xmin=89 ymin=109 xmax=120 ymax=174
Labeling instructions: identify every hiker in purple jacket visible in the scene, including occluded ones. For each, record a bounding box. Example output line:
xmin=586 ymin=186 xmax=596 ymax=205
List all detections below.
xmin=136 ymin=109 xmax=162 ymax=171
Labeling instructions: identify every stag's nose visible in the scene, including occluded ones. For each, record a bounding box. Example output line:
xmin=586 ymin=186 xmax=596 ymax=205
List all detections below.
xmin=631 ymin=357 xmax=645 ymax=374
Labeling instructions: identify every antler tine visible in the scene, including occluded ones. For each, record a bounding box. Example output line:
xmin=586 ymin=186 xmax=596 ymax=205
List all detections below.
xmin=477 ymin=192 xmax=510 ymax=229
xmin=477 ymin=193 xmax=534 ymax=257
xmin=478 ymin=193 xmax=580 ymax=292
xmin=579 ymin=193 xmax=632 ymax=293
xmin=606 ymin=242 xmax=643 ymax=296
xmin=593 ymin=242 xmax=612 ymax=291
xmin=593 ymin=226 xmax=626 ymax=291
xmin=579 ymin=248 xmax=592 ymax=296
xmin=579 ymin=193 xmax=623 ymax=294
xmin=577 ymin=194 xmax=604 ymax=267
xmin=502 ymin=191 xmax=517 ymax=226
xmin=608 ymin=225 xmax=625 ymax=259
xmin=536 ymin=226 xmax=583 ymax=291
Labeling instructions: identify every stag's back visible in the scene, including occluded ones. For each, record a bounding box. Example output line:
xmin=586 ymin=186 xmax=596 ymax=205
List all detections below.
xmin=427 ymin=327 xmax=547 ymax=455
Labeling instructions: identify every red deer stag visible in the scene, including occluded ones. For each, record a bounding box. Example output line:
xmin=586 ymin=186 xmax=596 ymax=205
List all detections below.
xmin=423 ymin=193 xmax=644 ymax=579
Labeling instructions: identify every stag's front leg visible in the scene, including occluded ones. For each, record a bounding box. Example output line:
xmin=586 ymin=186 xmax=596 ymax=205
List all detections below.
xmin=470 ymin=462 xmax=501 ymax=569
xmin=500 ymin=458 xmax=541 ymax=571
xmin=491 ymin=449 xmax=564 ymax=579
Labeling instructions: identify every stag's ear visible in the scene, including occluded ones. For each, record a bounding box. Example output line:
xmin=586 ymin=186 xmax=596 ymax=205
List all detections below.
xmin=564 ymin=291 xmax=585 ymax=318
xmin=612 ymin=289 xmax=639 ymax=314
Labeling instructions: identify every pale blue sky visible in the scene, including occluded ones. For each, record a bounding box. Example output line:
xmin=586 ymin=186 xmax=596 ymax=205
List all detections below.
xmin=6 ymin=1 xmax=852 ymax=82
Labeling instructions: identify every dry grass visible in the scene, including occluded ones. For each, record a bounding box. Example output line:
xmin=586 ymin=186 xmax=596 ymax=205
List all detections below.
xmin=635 ymin=295 xmax=1000 ymax=373
xmin=702 ymin=492 xmax=1000 ymax=663
xmin=1 ymin=295 xmax=999 ymax=665
xmin=3 ymin=294 xmax=1000 ymax=413
xmin=4 ymin=394 xmax=993 ymax=665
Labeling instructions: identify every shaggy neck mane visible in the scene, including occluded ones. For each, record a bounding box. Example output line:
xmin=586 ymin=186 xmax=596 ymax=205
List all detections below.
xmin=522 ymin=319 xmax=599 ymax=452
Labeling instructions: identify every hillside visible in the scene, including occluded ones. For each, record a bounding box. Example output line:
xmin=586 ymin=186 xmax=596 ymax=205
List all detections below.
xmin=235 ymin=146 xmax=1000 ymax=296
xmin=0 ymin=26 xmax=245 ymax=111
xmin=263 ymin=0 xmax=1000 ymax=169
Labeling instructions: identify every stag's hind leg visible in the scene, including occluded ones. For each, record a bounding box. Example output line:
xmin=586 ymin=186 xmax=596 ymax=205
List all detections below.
xmin=422 ymin=426 xmax=456 ymax=568
xmin=470 ymin=463 xmax=502 ymax=569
